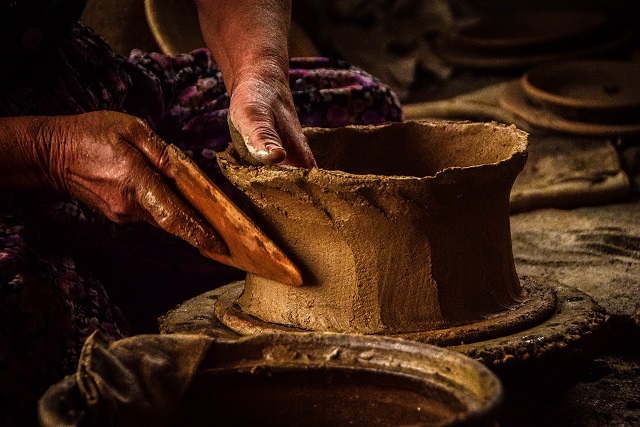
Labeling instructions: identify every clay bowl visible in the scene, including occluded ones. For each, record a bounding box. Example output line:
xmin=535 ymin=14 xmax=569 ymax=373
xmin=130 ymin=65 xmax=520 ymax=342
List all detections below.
xmin=522 ymin=60 xmax=640 ymax=124
xmin=218 ymin=120 xmax=529 ymax=334
xmin=170 ymin=333 xmax=503 ymax=427
xmin=144 ymin=0 xmax=202 ymax=54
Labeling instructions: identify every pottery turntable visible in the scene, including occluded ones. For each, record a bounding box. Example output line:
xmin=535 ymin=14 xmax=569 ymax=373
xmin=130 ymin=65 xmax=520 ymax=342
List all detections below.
xmin=160 ymin=121 xmax=606 ymax=421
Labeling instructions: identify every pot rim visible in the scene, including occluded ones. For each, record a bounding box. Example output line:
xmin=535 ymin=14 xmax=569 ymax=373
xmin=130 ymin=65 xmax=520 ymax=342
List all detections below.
xmin=199 ymin=331 xmax=503 ymax=425
xmin=218 ymin=120 xmax=528 ymax=184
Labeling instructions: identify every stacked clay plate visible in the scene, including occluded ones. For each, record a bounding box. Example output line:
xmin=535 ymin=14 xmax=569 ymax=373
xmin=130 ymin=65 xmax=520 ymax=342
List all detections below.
xmin=436 ymin=9 xmax=632 ymax=70
xmin=499 ymin=60 xmax=640 ymax=136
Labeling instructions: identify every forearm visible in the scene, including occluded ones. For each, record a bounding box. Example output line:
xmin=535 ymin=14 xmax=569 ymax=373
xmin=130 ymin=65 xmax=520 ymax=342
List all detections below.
xmin=194 ymin=0 xmax=291 ymax=94
xmin=194 ymin=0 xmax=315 ymax=167
xmin=0 ymin=116 xmax=61 ymax=190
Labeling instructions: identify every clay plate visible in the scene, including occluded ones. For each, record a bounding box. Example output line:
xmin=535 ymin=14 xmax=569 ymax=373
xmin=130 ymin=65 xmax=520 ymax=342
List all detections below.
xmin=456 ymin=10 xmax=607 ymax=50
xmin=522 ymin=60 xmax=640 ymax=111
xmin=500 ymin=80 xmax=640 ymax=136
xmin=213 ymin=276 xmax=556 ymax=347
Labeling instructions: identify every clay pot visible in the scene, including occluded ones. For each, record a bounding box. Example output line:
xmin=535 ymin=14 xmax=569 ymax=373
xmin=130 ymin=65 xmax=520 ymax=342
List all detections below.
xmin=217 ymin=120 xmax=528 ymax=333
xmin=171 ymin=332 xmax=503 ymax=427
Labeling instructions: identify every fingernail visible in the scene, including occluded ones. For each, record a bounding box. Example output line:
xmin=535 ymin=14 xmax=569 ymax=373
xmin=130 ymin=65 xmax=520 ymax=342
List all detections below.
xmin=265 ymin=143 xmax=283 ymax=153
xmin=265 ymin=143 xmax=286 ymax=164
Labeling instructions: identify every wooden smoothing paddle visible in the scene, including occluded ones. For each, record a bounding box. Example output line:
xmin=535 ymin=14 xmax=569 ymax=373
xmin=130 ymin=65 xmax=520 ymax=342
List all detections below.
xmin=165 ymin=144 xmax=303 ymax=286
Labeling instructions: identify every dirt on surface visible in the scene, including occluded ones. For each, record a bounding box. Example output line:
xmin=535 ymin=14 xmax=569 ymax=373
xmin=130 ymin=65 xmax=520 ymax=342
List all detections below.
xmin=503 ymin=200 xmax=640 ymax=426
xmin=512 ymin=322 xmax=640 ymax=427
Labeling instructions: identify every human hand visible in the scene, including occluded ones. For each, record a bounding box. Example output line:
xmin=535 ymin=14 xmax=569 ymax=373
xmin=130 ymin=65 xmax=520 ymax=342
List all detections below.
xmin=193 ymin=0 xmax=316 ymax=168
xmin=228 ymin=62 xmax=317 ymax=168
xmin=45 ymin=111 xmax=227 ymax=256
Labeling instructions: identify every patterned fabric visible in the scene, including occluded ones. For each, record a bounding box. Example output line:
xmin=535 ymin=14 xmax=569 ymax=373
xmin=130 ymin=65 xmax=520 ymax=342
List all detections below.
xmin=0 ymin=22 xmax=402 ymax=425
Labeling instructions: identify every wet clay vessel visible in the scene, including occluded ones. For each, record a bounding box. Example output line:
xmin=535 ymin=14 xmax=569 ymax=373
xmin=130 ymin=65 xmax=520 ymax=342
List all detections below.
xmin=217 ymin=120 xmax=551 ymax=336
xmin=162 ymin=121 xmax=607 ymax=422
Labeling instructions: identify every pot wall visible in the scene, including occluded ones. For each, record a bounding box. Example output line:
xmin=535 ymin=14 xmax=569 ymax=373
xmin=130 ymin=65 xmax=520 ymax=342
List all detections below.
xmin=218 ymin=121 xmax=528 ymax=333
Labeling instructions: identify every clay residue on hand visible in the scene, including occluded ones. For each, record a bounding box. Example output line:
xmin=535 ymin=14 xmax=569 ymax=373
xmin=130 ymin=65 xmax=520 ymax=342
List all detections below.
xmin=217 ymin=121 xmax=528 ymax=333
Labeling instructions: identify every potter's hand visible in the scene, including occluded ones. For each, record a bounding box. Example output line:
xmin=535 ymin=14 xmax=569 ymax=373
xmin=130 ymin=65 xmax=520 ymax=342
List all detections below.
xmin=194 ymin=0 xmax=316 ymax=168
xmin=43 ymin=111 xmax=226 ymax=256
xmin=228 ymin=65 xmax=316 ymax=168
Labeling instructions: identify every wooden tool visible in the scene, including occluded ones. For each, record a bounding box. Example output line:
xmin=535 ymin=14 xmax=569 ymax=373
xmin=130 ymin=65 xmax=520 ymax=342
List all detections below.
xmin=165 ymin=144 xmax=303 ymax=286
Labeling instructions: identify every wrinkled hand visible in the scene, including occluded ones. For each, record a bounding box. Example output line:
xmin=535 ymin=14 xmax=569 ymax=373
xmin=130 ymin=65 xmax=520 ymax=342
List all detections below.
xmin=45 ymin=111 xmax=227 ymax=256
xmin=228 ymin=63 xmax=317 ymax=168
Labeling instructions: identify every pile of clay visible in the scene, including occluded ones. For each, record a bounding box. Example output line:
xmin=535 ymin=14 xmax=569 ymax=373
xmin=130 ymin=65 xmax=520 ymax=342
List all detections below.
xmin=217 ymin=120 xmax=529 ymax=334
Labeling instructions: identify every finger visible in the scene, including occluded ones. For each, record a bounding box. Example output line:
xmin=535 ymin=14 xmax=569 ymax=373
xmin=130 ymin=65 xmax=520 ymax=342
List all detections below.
xmin=120 ymin=118 xmax=231 ymax=259
xmin=133 ymin=163 xmax=229 ymax=257
xmin=228 ymin=109 xmax=287 ymax=166
xmin=122 ymin=118 xmax=176 ymax=179
xmin=273 ymin=109 xmax=317 ymax=168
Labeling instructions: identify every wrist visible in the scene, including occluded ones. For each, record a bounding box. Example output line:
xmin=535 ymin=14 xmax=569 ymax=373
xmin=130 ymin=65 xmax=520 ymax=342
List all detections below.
xmin=33 ymin=115 xmax=68 ymax=192
xmin=195 ymin=0 xmax=291 ymax=94
xmin=0 ymin=115 xmax=67 ymax=191
xmin=229 ymin=56 xmax=289 ymax=95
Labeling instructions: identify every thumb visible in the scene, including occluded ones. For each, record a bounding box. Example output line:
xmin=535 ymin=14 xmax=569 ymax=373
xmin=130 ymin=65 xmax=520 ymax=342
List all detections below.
xmin=228 ymin=113 xmax=287 ymax=166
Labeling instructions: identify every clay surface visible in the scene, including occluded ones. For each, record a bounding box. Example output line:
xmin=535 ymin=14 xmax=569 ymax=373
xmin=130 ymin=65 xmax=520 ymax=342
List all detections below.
xmin=218 ymin=121 xmax=528 ymax=333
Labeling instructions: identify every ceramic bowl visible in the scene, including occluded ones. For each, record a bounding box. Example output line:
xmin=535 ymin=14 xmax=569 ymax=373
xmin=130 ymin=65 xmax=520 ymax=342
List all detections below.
xmin=500 ymin=80 xmax=640 ymax=136
xmin=170 ymin=332 xmax=503 ymax=427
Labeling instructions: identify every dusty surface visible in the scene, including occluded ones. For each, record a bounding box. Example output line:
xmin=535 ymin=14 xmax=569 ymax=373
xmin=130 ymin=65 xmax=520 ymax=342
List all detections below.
xmin=218 ymin=121 xmax=527 ymax=333
xmin=503 ymin=200 xmax=640 ymax=426
xmin=523 ymin=353 xmax=640 ymax=427
xmin=511 ymin=201 xmax=640 ymax=318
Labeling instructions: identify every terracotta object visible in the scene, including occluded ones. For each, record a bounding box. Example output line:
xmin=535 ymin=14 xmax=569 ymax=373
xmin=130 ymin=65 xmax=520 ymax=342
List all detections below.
xmin=217 ymin=121 xmax=528 ymax=334
xmin=522 ymin=60 xmax=640 ymax=124
xmin=172 ymin=332 xmax=503 ymax=427
xmin=436 ymin=26 xmax=633 ymax=71
xmin=500 ymin=80 xmax=640 ymax=136
xmin=523 ymin=60 xmax=640 ymax=111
